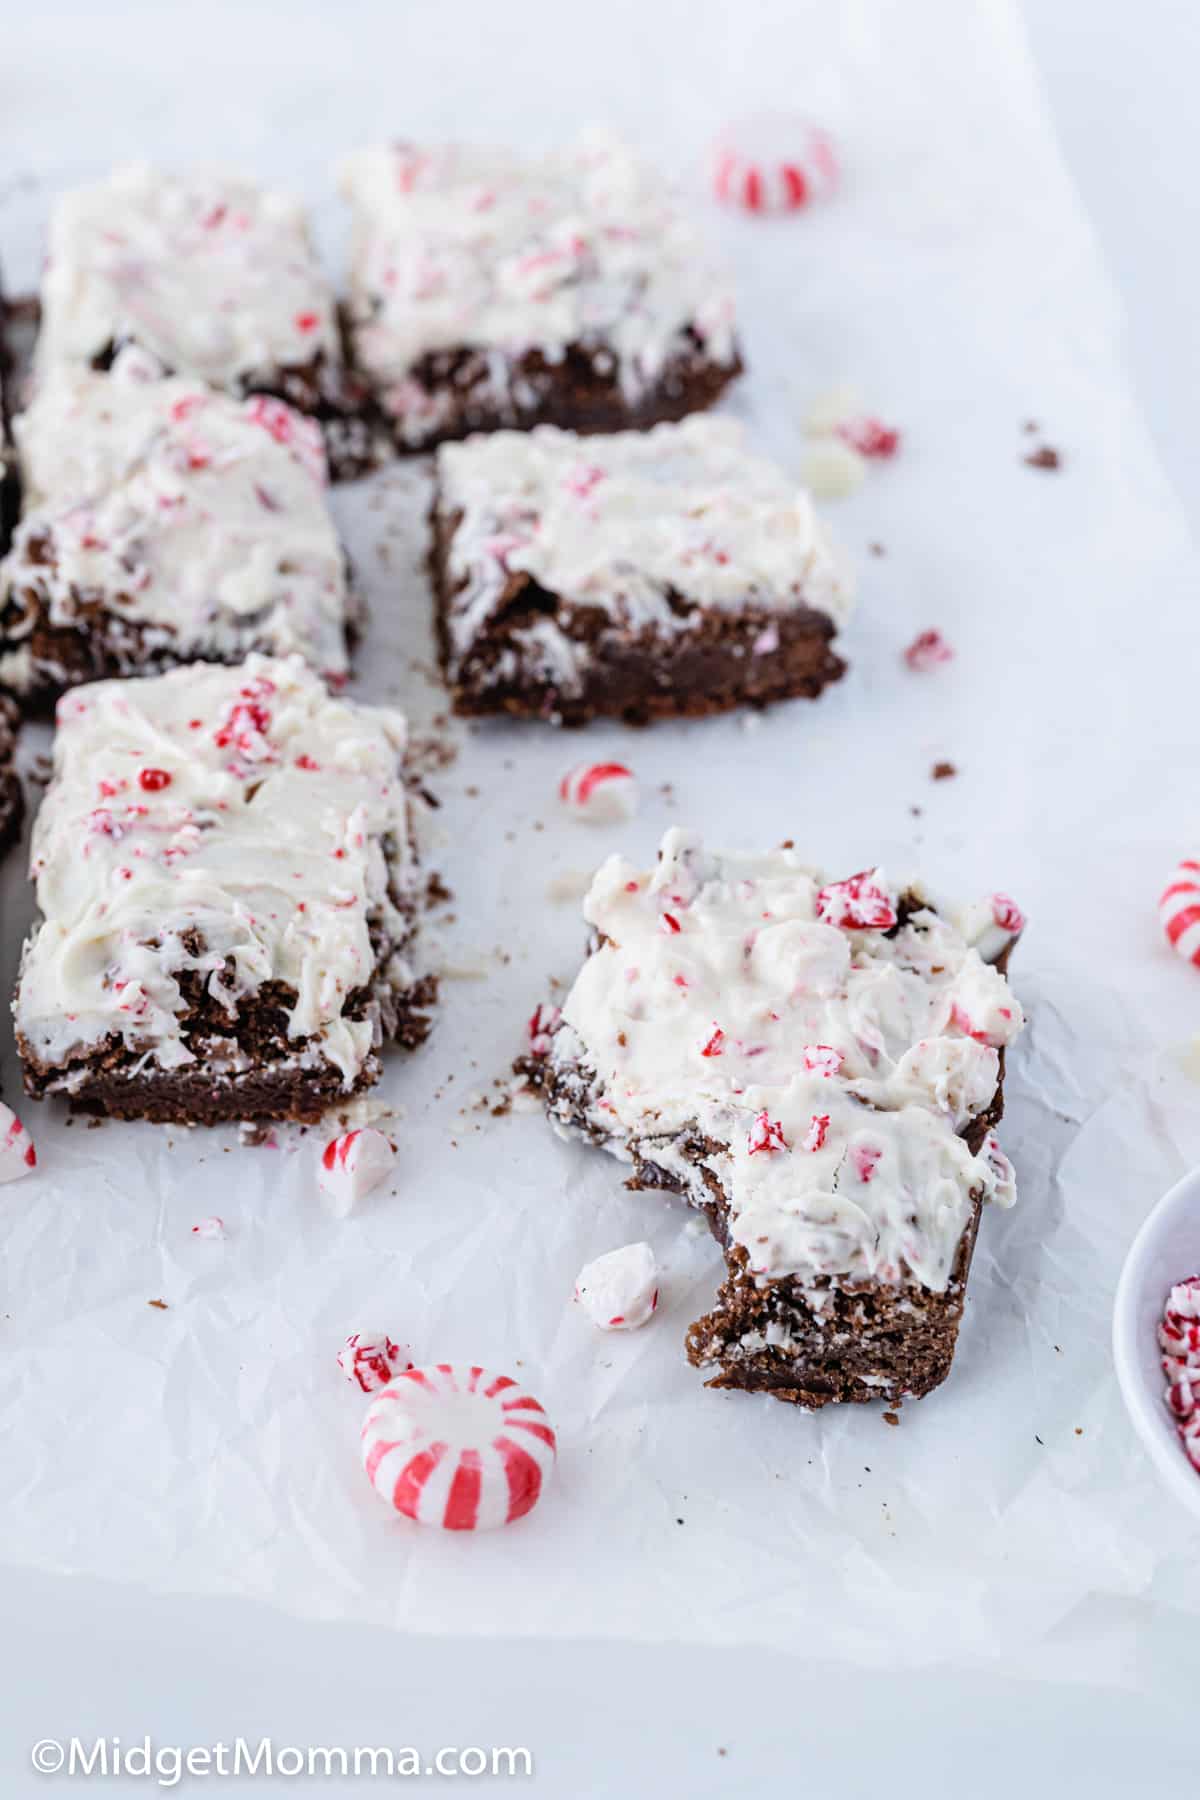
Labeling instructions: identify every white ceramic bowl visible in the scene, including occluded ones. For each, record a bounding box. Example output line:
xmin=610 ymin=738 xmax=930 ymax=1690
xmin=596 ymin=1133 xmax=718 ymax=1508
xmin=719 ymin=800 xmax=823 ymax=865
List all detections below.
xmin=1112 ymin=1164 xmax=1200 ymax=1522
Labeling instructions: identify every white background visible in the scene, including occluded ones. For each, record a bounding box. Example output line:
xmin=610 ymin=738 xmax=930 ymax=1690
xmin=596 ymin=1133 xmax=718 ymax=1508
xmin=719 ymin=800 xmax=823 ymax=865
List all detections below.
xmin=3 ymin=0 xmax=1200 ymax=1791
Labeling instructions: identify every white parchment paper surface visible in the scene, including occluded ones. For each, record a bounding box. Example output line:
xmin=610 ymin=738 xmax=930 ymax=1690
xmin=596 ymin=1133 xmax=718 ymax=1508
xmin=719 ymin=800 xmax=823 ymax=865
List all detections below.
xmin=1 ymin=0 xmax=1198 ymax=1694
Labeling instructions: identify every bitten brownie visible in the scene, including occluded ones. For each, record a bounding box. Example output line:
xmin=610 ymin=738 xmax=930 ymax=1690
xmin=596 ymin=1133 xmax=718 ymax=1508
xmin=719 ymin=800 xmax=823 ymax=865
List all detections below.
xmin=429 ymin=418 xmax=852 ymax=726
xmin=14 ymin=654 xmax=436 ymax=1124
xmin=32 ymin=164 xmax=379 ymax=481
xmin=527 ymin=830 xmax=1025 ymax=1408
xmin=0 ymin=362 xmax=356 ymax=702
xmin=340 ymin=134 xmax=742 ymax=451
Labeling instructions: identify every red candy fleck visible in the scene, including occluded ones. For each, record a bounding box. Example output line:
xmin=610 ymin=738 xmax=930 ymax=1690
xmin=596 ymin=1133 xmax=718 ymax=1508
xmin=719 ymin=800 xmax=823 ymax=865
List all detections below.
xmin=802 ymin=1044 xmax=844 ymax=1077
xmin=816 ymin=871 xmax=897 ymax=931
xmin=295 ymin=754 xmax=320 ymax=771
xmin=747 ymin=1112 xmax=789 ymax=1155
xmin=699 ymin=1024 xmax=725 ymax=1058
xmin=527 ymin=1003 xmax=562 ymax=1057
xmin=850 ymin=1144 xmax=881 ymax=1184
xmin=802 ymin=1113 xmax=830 ymax=1153
xmin=294 ymin=311 xmax=321 ymax=333
xmin=660 ymin=912 xmax=682 ymax=935
xmin=904 ymin=630 xmax=954 ymax=672
xmin=835 ymin=417 xmax=900 ymax=459
xmin=138 ymin=768 xmax=172 ymax=791
xmin=991 ymin=893 xmax=1025 ymax=934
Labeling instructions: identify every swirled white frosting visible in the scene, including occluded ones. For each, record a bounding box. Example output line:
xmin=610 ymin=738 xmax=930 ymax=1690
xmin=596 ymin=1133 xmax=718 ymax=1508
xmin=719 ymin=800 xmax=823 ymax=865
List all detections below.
xmin=435 ymin=417 xmax=852 ymax=688
xmin=341 ymin=133 xmax=738 ymax=423
xmin=34 ymin=164 xmax=339 ymax=391
xmin=15 ymin=655 xmax=416 ymax=1088
xmin=0 ymin=362 xmax=349 ymax=688
xmin=547 ymin=829 xmax=1024 ymax=1292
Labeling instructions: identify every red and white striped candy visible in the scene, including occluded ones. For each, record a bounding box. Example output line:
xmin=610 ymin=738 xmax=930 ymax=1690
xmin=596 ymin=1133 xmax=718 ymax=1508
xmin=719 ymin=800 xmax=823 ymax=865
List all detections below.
xmin=361 ymin=1364 xmax=557 ymax=1530
xmin=1159 ymin=860 xmax=1200 ymax=968
xmin=318 ymin=1127 xmax=395 ymax=1216
xmin=558 ymin=762 xmax=638 ymax=824
xmin=0 ymin=1102 xmax=36 ymax=1184
xmin=713 ymin=115 xmax=839 ymax=215
xmin=1158 ymin=1275 xmax=1200 ymax=1475
xmin=337 ymin=1331 xmax=414 ymax=1393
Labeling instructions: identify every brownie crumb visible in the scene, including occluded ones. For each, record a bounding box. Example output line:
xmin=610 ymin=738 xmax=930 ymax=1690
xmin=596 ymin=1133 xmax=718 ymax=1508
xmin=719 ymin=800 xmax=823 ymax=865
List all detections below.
xmin=868 ymin=542 xmax=886 ymax=557
xmin=147 ymin=1298 xmax=169 ymax=1311
xmin=882 ymin=1411 xmax=900 ymax=1427
xmin=931 ymin=761 xmax=957 ymax=780
xmin=1023 ymin=445 xmax=1061 ymax=471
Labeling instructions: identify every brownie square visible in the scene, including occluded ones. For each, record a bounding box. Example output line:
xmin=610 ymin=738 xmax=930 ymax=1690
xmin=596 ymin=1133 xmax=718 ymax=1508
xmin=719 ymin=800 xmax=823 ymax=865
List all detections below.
xmin=430 ymin=418 xmax=852 ymax=725
xmin=340 ymin=134 xmax=742 ymax=452
xmin=0 ymin=364 xmax=356 ymax=702
xmin=529 ymin=831 xmax=1025 ymax=1408
xmin=33 ymin=164 xmax=379 ymax=481
xmin=14 ymin=654 xmax=436 ymax=1123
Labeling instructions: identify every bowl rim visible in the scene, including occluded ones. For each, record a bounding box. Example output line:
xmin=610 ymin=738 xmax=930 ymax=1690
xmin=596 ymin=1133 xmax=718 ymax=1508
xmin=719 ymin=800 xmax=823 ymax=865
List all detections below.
xmin=1112 ymin=1163 xmax=1200 ymax=1522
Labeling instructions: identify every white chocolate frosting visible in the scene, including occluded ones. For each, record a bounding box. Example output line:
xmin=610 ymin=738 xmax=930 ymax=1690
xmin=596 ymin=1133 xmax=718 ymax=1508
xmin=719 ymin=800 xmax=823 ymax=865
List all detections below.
xmin=15 ymin=655 xmax=418 ymax=1091
xmin=34 ymin=164 xmax=340 ymax=392
xmin=0 ymin=361 xmax=349 ymax=688
xmin=546 ymin=829 xmax=1024 ymax=1293
xmin=435 ymin=417 xmax=852 ymax=693
xmin=341 ymin=133 xmax=738 ymax=429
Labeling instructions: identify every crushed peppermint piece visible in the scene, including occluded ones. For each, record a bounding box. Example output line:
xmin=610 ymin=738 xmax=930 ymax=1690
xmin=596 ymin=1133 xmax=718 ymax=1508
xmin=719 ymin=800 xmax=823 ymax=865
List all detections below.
xmin=559 ymin=762 xmax=638 ymax=824
xmin=361 ymin=1364 xmax=557 ymax=1529
xmin=835 ymin=417 xmax=900 ymax=459
xmin=802 ymin=1044 xmax=845 ymax=1077
xmin=317 ymin=1127 xmax=396 ymax=1217
xmin=904 ymin=630 xmax=954 ymax=672
xmin=527 ymin=1003 xmax=562 ymax=1057
xmin=801 ymin=438 xmax=866 ymax=500
xmin=337 ymin=1331 xmax=414 ymax=1393
xmin=747 ymin=1111 xmax=789 ymax=1155
xmin=190 ymin=1216 xmax=225 ymax=1240
xmin=0 ymin=1103 xmax=37 ymax=1183
xmin=815 ymin=870 xmax=898 ymax=931
xmin=699 ymin=1024 xmax=726 ymax=1058
xmin=802 ymin=1113 xmax=831 ymax=1152
xmin=712 ymin=115 xmax=839 ymax=214
xmin=574 ymin=1242 xmax=660 ymax=1330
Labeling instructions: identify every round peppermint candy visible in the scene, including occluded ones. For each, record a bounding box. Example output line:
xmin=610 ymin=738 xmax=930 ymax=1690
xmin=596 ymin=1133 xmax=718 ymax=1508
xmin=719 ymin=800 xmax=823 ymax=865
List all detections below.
xmin=1159 ymin=860 xmax=1200 ymax=968
xmin=713 ymin=114 xmax=839 ymax=214
xmin=361 ymin=1364 xmax=557 ymax=1531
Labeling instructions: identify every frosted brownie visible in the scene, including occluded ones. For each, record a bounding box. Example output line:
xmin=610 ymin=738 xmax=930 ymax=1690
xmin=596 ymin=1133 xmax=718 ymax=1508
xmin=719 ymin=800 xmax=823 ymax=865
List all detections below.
xmin=14 ymin=655 xmax=436 ymax=1123
xmin=430 ymin=417 xmax=852 ymax=724
xmin=0 ymin=361 xmax=354 ymax=701
xmin=341 ymin=133 xmax=741 ymax=451
xmin=32 ymin=164 xmax=376 ymax=480
xmin=530 ymin=830 xmax=1025 ymax=1407
xmin=0 ymin=695 xmax=23 ymax=853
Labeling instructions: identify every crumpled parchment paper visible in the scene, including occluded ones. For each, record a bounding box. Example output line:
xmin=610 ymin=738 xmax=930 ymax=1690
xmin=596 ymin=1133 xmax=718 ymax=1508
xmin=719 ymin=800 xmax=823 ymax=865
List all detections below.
xmin=1 ymin=0 xmax=1198 ymax=1699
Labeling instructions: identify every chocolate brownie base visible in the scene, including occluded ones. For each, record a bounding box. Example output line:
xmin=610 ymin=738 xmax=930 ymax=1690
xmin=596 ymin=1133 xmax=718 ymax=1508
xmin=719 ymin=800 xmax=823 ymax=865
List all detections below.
xmin=429 ymin=500 xmax=845 ymax=728
xmin=0 ymin=540 xmax=364 ymax=712
xmin=376 ymin=332 xmax=742 ymax=454
xmin=0 ymin=693 xmax=23 ymax=853
xmin=18 ymin=973 xmax=438 ymax=1125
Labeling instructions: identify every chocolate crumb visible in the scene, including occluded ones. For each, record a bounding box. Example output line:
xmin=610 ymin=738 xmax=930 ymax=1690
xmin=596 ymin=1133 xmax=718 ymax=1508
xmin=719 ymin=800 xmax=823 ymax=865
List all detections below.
xmin=931 ymin=761 xmax=957 ymax=781
xmin=1024 ymin=445 xmax=1061 ymax=470
xmin=868 ymin=542 xmax=886 ymax=557
xmin=148 ymin=1298 xmax=169 ymax=1311
xmin=883 ymin=1411 xmax=900 ymax=1427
